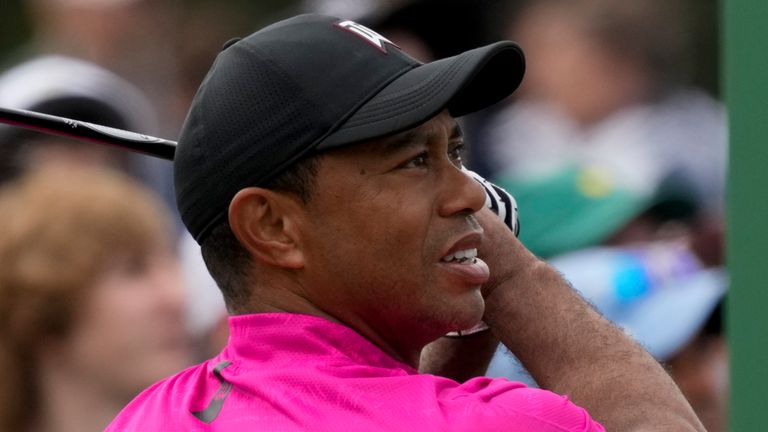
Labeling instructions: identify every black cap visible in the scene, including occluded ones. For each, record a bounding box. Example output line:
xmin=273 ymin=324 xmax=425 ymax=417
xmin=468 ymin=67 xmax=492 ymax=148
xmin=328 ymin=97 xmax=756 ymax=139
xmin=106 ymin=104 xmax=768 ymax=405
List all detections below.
xmin=175 ymin=13 xmax=525 ymax=243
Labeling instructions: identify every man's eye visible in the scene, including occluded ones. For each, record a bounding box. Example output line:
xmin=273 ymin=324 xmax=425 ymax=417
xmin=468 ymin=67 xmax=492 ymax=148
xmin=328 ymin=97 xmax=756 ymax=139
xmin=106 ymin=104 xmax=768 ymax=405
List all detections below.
xmin=449 ymin=144 xmax=465 ymax=166
xmin=402 ymin=153 xmax=428 ymax=169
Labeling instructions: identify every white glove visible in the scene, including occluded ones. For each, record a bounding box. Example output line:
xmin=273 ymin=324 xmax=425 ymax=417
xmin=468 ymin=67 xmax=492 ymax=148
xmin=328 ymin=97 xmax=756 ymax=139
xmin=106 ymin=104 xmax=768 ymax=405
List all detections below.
xmin=464 ymin=168 xmax=520 ymax=237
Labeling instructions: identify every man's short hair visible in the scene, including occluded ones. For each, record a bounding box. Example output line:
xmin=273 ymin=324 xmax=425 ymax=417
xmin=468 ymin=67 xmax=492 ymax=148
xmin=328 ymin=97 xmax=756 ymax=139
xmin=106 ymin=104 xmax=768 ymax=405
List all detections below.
xmin=200 ymin=155 xmax=320 ymax=311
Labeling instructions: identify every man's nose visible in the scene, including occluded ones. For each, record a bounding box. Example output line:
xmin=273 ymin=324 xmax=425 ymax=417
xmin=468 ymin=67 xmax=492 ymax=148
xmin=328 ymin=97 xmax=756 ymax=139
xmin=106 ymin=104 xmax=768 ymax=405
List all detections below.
xmin=437 ymin=165 xmax=486 ymax=218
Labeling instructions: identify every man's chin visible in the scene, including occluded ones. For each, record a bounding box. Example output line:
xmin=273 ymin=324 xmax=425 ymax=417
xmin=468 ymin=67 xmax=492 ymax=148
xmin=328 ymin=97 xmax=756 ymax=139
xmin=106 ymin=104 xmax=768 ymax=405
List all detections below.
xmin=443 ymin=297 xmax=487 ymax=334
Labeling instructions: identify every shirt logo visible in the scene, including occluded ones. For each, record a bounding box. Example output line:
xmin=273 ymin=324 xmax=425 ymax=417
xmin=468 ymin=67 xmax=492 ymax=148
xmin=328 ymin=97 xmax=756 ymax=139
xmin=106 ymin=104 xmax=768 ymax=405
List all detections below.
xmin=336 ymin=20 xmax=398 ymax=53
xmin=190 ymin=360 xmax=233 ymax=424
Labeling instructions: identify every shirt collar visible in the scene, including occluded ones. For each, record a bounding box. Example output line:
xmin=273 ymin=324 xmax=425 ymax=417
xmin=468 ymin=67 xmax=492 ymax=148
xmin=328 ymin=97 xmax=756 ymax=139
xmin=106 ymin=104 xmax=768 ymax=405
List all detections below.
xmin=225 ymin=313 xmax=418 ymax=374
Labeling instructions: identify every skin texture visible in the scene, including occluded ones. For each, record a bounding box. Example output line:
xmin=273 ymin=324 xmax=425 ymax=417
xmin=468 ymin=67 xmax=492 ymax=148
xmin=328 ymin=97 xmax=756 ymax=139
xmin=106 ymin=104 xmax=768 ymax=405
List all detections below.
xmin=229 ymin=111 xmax=705 ymax=430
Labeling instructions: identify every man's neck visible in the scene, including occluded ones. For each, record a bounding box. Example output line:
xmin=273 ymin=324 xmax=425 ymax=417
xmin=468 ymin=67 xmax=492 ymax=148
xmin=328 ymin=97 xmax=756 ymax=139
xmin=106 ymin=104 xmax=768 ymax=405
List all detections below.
xmin=244 ymin=287 xmax=425 ymax=368
xmin=244 ymin=268 xmax=431 ymax=369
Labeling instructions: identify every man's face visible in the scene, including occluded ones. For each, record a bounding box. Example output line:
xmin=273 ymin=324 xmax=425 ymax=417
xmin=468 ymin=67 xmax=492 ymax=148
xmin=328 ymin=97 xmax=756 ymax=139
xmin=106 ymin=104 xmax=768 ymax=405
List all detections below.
xmin=297 ymin=112 xmax=489 ymax=352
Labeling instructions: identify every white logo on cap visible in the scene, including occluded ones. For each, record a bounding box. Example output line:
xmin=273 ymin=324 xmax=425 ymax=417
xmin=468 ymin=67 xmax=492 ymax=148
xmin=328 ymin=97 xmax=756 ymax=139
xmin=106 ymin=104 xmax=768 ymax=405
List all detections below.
xmin=336 ymin=20 xmax=398 ymax=53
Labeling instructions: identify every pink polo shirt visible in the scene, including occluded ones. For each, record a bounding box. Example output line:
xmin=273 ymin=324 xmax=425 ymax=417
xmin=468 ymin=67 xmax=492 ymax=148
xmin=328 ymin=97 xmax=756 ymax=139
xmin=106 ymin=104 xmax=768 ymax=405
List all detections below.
xmin=107 ymin=313 xmax=604 ymax=431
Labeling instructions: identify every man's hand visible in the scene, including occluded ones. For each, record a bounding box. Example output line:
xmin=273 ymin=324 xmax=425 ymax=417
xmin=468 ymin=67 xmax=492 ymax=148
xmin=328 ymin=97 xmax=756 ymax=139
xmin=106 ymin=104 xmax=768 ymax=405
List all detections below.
xmin=463 ymin=169 xmax=530 ymax=299
xmin=474 ymin=206 xmax=540 ymax=300
xmin=477 ymin=218 xmax=706 ymax=432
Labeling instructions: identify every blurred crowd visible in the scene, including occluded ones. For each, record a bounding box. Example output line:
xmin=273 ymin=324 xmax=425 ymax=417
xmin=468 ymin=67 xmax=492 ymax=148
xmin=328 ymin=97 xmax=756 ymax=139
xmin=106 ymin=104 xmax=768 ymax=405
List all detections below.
xmin=0 ymin=0 xmax=727 ymax=431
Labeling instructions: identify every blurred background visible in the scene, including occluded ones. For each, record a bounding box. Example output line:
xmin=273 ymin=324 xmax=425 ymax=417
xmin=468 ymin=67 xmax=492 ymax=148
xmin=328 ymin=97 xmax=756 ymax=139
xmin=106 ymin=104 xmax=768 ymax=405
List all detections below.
xmin=0 ymin=1 xmax=736 ymax=431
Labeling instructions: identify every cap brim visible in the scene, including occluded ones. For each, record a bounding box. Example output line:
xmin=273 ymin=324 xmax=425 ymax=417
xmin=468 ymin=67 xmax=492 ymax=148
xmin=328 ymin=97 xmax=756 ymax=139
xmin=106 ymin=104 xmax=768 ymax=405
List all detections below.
xmin=318 ymin=41 xmax=524 ymax=148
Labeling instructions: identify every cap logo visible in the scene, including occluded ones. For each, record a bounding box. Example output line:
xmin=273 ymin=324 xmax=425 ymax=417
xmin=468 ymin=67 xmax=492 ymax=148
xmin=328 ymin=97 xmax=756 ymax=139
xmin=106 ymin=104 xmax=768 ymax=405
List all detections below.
xmin=336 ymin=20 xmax=397 ymax=53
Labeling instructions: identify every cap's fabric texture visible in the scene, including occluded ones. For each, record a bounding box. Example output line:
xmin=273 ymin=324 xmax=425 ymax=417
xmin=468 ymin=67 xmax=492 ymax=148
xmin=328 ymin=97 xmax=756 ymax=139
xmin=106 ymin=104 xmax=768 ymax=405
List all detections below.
xmin=107 ymin=313 xmax=604 ymax=431
xmin=175 ymin=13 xmax=525 ymax=243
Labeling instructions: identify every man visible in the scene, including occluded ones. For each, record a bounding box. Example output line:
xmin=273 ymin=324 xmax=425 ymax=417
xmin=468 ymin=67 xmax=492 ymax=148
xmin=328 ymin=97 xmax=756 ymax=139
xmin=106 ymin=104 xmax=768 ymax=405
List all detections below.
xmin=107 ymin=14 xmax=704 ymax=431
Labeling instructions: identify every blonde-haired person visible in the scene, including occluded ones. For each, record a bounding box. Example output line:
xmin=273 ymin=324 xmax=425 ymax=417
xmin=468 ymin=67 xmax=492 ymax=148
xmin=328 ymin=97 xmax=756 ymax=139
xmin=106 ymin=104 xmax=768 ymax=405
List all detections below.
xmin=0 ymin=167 xmax=192 ymax=432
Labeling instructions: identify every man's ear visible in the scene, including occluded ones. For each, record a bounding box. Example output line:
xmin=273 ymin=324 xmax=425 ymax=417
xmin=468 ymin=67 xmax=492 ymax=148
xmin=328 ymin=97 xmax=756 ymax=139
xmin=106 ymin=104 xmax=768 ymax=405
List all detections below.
xmin=228 ymin=187 xmax=305 ymax=269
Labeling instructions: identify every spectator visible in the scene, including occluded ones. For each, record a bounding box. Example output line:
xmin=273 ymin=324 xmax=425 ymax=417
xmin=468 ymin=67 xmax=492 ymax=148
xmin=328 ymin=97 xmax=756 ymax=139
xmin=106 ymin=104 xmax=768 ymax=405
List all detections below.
xmin=16 ymin=0 xmax=183 ymax=137
xmin=486 ymin=0 xmax=727 ymax=215
xmin=487 ymin=164 xmax=728 ymax=432
xmin=0 ymin=54 xmax=168 ymax=199
xmin=493 ymin=163 xmax=708 ymax=258
xmin=0 ymin=53 xmax=231 ymax=365
xmin=0 ymin=166 xmax=192 ymax=432
xmin=489 ymin=243 xmax=728 ymax=432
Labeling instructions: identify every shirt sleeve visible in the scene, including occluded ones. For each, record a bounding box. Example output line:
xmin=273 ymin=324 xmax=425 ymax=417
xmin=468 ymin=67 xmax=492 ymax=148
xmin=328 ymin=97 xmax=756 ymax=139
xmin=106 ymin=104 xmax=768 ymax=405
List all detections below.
xmin=442 ymin=377 xmax=605 ymax=432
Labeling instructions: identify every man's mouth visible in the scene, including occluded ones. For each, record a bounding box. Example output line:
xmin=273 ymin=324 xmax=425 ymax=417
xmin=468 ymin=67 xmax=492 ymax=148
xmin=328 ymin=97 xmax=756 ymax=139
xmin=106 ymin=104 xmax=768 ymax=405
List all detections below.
xmin=441 ymin=248 xmax=478 ymax=265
